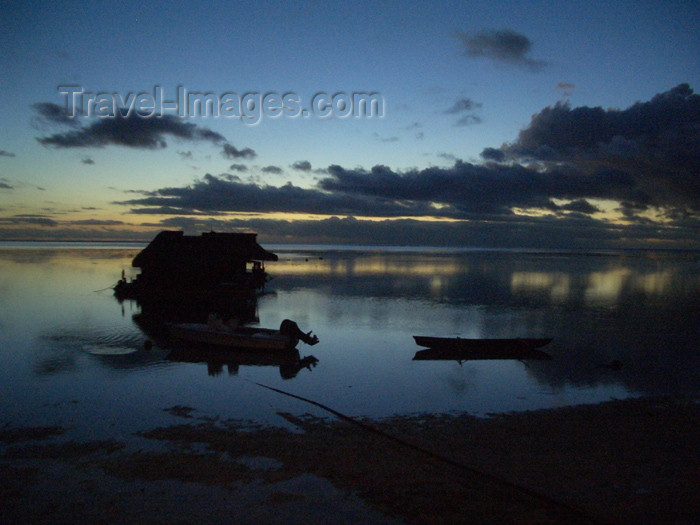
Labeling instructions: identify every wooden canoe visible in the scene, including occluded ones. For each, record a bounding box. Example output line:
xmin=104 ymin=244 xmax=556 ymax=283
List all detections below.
xmin=413 ymin=336 xmax=552 ymax=361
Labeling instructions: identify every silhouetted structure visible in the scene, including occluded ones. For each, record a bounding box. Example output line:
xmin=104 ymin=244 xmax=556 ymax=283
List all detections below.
xmin=115 ymin=230 xmax=277 ymax=298
xmin=166 ymin=345 xmax=319 ymax=379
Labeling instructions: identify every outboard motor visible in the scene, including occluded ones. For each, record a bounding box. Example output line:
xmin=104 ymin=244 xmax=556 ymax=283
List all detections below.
xmin=279 ymin=319 xmax=319 ymax=345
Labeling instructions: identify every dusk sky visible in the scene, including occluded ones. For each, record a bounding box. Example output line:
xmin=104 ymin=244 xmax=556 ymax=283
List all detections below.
xmin=1 ymin=0 xmax=699 ymax=248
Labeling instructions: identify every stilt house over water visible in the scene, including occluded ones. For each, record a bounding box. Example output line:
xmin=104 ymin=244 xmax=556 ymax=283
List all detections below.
xmin=128 ymin=230 xmax=278 ymax=289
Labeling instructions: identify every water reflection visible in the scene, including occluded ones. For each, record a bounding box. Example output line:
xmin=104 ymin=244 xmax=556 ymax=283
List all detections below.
xmin=511 ymin=267 xmax=681 ymax=305
xmin=268 ymin=250 xmax=700 ymax=306
xmin=1 ymin=246 xmax=698 ymax=424
xmin=119 ymin=274 xmax=321 ymax=380
xmin=166 ymin=345 xmax=319 ymax=379
xmin=413 ymin=347 xmax=552 ymax=362
xmin=36 ymin=325 xmax=169 ymax=376
xmin=511 ymin=272 xmax=571 ymax=302
xmin=266 ymin=249 xmax=700 ymax=398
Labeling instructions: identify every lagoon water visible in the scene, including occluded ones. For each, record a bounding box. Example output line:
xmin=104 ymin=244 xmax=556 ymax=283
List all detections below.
xmin=1 ymin=243 xmax=699 ymax=442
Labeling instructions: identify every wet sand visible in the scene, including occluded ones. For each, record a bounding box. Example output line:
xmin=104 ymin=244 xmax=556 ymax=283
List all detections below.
xmin=2 ymin=396 xmax=698 ymax=524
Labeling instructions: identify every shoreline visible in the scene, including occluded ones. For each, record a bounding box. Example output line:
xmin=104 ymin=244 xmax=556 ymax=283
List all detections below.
xmin=2 ymin=395 xmax=698 ymax=523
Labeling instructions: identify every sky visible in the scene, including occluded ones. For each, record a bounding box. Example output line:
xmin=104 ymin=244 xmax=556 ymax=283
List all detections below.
xmin=1 ymin=0 xmax=699 ymax=248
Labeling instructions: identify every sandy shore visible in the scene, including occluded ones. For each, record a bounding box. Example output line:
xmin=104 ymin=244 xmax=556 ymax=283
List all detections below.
xmin=2 ymin=395 xmax=698 ymax=524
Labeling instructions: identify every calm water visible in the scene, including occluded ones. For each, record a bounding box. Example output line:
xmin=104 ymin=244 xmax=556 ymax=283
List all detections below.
xmin=1 ymin=244 xmax=699 ymax=441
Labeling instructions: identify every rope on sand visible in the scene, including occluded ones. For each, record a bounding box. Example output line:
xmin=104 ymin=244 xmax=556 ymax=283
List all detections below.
xmin=252 ymin=380 xmax=604 ymax=524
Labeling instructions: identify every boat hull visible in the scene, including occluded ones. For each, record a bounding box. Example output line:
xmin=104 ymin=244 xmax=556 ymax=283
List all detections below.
xmin=413 ymin=336 xmax=552 ymax=353
xmin=168 ymin=323 xmax=298 ymax=351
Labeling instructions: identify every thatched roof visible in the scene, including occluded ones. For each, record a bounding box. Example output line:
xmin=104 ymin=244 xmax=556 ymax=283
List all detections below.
xmin=132 ymin=231 xmax=278 ymax=269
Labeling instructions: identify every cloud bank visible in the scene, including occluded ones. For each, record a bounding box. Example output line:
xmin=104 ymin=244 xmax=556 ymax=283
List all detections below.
xmin=109 ymin=85 xmax=700 ymax=248
xmin=10 ymin=85 xmax=697 ymax=248
xmin=486 ymin=83 xmax=700 ymax=216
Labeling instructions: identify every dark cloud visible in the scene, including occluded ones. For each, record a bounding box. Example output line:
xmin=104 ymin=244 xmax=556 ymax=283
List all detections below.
xmin=118 ymin=163 xmax=606 ymax=221
xmin=0 ymin=178 xmax=48 ymax=192
xmin=321 ymin=162 xmax=556 ymax=216
xmin=229 ymin=163 xmax=248 ymax=172
xmin=492 ymin=83 xmax=700 ymax=212
xmin=81 ymin=157 xmax=94 ymax=165
xmin=455 ymin=114 xmax=482 ymax=126
xmin=177 ymin=150 xmax=193 ymax=160
xmin=291 ymin=160 xmax=312 ymax=171
xmin=117 ymin=173 xmax=436 ymax=218
xmin=480 ymin=147 xmax=505 ymax=162
xmin=520 ymin=84 xmax=698 ymax=156
xmin=348 ymin=161 xmax=651 ymax=215
xmin=262 ymin=165 xmax=283 ymax=174
xmin=617 ymin=201 xmax=648 ymax=217
xmin=456 ymin=29 xmax=547 ymax=71
xmin=126 ymin=206 xmax=212 ymax=216
xmin=69 ymin=219 xmax=124 ymax=225
xmin=550 ymin=199 xmax=600 ymax=215
xmin=31 ymin=102 xmax=80 ymax=128
xmin=222 ymin=143 xmax=257 ymax=159
xmin=437 ymin=153 xmax=459 ymax=162
xmin=445 ymin=98 xmax=481 ymax=114
xmin=445 ymin=98 xmax=483 ymax=126
xmin=0 ymin=215 xmax=58 ymax=227
xmin=556 ymin=82 xmax=575 ymax=96
xmin=0 ymin=150 xmax=16 ymax=157
xmin=34 ymin=105 xmax=227 ymax=149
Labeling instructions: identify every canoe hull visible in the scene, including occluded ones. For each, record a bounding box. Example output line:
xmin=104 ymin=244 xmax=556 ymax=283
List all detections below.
xmin=413 ymin=336 xmax=552 ymax=351
xmin=413 ymin=336 xmax=553 ymax=361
